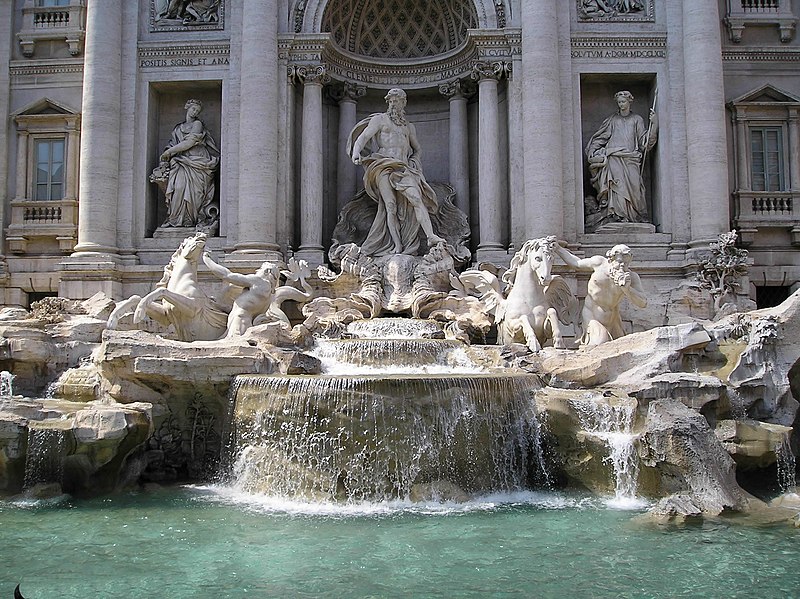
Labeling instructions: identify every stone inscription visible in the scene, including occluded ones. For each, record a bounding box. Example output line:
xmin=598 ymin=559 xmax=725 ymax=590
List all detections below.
xmin=571 ymin=48 xmax=665 ymax=59
xmin=139 ymin=56 xmax=230 ymax=69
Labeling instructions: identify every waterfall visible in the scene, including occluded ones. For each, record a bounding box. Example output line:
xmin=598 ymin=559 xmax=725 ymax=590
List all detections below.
xmin=23 ymin=428 xmax=66 ymax=489
xmin=0 ymin=370 xmax=14 ymax=398
xmin=776 ymin=433 xmax=797 ymax=494
xmin=223 ymin=318 xmax=550 ymax=502
xmin=226 ymin=373 xmax=549 ymax=501
xmin=310 ymin=339 xmax=479 ymax=374
xmin=571 ymin=395 xmax=641 ymax=503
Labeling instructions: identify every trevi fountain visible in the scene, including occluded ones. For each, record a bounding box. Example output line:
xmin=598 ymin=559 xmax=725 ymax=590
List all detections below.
xmin=1 ymin=90 xmax=799 ymax=597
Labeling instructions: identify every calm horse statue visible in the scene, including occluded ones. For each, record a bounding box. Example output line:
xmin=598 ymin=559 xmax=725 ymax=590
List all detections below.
xmin=457 ymin=236 xmax=578 ymax=351
xmin=107 ymin=233 xmax=227 ymax=341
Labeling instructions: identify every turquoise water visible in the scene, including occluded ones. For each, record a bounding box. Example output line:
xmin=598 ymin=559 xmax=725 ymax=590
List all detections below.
xmin=1 ymin=487 xmax=798 ymax=598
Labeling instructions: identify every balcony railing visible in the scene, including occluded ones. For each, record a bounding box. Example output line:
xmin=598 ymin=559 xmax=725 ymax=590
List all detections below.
xmin=734 ymin=190 xmax=800 ymax=245
xmin=17 ymin=1 xmax=85 ymax=57
xmin=726 ymin=0 xmax=797 ymax=42
xmin=741 ymin=0 xmax=780 ymax=12
xmin=6 ymin=199 xmax=78 ymax=254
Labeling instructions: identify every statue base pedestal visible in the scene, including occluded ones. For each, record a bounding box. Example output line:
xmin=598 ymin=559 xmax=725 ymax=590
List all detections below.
xmin=594 ymin=222 xmax=656 ymax=235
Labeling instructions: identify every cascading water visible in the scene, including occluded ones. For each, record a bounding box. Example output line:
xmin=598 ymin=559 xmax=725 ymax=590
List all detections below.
xmin=224 ymin=319 xmax=550 ymax=502
xmin=775 ymin=432 xmax=797 ymax=494
xmin=570 ymin=395 xmax=641 ymax=505
xmin=23 ymin=428 xmax=66 ymax=490
xmin=0 ymin=370 xmax=14 ymax=398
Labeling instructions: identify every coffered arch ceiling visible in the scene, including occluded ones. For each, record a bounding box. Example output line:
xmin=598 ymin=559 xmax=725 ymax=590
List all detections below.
xmin=321 ymin=0 xmax=478 ymax=60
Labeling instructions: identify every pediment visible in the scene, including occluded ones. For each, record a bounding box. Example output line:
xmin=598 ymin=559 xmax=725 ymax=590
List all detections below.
xmin=731 ymin=84 xmax=800 ymax=106
xmin=12 ymin=97 xmax=79 ymax=117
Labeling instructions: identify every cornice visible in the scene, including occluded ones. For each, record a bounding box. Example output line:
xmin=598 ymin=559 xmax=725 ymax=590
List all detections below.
xmin=10 ymin=59 xmax=83 ymax=78
xmin=279 ymin=29 xmax=520 ymax=89
xmin=722 ymin=47 xmax=800 ymax=62
xmin=137 ymin=42 xmax=231 ymax=59
xmin=571 ymin=35 xmax=667 ymax=49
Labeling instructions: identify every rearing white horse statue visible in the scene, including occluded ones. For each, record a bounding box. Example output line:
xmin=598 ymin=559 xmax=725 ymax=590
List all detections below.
xmin=455 ymin=236 xmax=578 ymax=352
xmin=107 ymin=233 xmax=227 ymax=342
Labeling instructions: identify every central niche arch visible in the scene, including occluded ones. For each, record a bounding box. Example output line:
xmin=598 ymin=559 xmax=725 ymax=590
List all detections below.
xmin=298 ymin=0 xmax=500 ymax=41
xmin=321 ymin=0 xmax=478 ymax=59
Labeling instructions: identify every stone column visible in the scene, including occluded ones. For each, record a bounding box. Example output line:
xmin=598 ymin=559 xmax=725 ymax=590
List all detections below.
xmin=333 ymin=82 xmax=365 ymax=214
xmin=14 ymin=130 xmax=28 ymax=201
xmin=234 ymin=0 xmax=281 ymax=259
xmin=296 ymin=64 xmax=329 ymax=266
xmin=472 ymin=61 xmax=508 ymax=263
xmin=684 ymin=0 xmax=730 ymax=247
xmin=72 ymin=0 xmax=122 ymax=255
xmin=439 ymin=80 xmax=470 ymax=217
xmin=521 ymin=0 xmax=563 ymax=240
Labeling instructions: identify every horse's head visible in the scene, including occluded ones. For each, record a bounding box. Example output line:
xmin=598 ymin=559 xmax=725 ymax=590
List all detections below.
xmin=527 ymin=236 xmax=557 ymax=286
xmin=179 ymin=232 xmax=208 ymax=260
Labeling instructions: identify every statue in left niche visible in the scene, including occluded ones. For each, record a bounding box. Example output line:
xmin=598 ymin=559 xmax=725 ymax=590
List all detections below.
xmin=150 ymin=99 xmax=220 ymax=234
xmin=155 ymin=0 xmax=220 ymax=25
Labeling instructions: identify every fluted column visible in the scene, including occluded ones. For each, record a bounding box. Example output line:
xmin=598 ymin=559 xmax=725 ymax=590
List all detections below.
xmin=472 ymin=61 xmax=508 ymax=262
xmin=684 ymin=0 xmax=730 ymax=247
xmin=439 ymin=80 xmax=470 ymax=217
xmin=73 ymin=0 xmax=122 ymax=254
xmin=235 ymin=0 xmax=281 ymax=258
xmin=296 ymin=64 xmax=329 ymax=266
xmin=521 ymin=0 xmax=563 ymax=240
xmin=333 ymin=82 xmax=365 ymax=214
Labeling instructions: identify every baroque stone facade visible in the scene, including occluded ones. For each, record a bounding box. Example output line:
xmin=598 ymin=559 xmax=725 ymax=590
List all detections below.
xmin=1 ymin=0 xmax=799 ymax=319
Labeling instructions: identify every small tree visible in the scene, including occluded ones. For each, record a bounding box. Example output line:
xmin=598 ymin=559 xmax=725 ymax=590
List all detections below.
xmin=696 ymin=230 xmax=749 ymax=315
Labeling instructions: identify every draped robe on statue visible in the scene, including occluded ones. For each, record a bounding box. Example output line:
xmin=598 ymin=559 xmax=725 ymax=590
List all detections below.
xmin=347 ymin=114 xmax=439 ymax=257
xmin=585 ymin=112 xmax=653 ymax=223
xmin=163 ymin=121 xmax=220 ymax=227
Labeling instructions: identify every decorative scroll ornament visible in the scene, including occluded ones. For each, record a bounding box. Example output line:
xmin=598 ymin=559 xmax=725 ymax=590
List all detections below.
xmin=438 ymin=79 xmax=476 ymax=99
xmin=330 ymin=81 xmax=368 ymax=103
xmin=294 ymin=63 xmax=331 ymax=86
xmin=470 ymin=60 xmax=511 ymax=82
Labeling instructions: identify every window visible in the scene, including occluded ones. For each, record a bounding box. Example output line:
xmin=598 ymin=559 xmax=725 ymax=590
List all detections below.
xmin=750 ymin=127 xmax=785 ymax=192
xmin=34 ymin=139 xmax=65 ymax=201
xmin=37 ymin=0 xmax=70 ymax=6
xmin=756 ymin=285 xmax=790 ymax=309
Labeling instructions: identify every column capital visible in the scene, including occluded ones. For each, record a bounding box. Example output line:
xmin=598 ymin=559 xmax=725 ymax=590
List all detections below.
xmin=471 ymin=60 xmax=511 ymax=82
xmin=438 ymin=79 xmax=475 ymax=100
xmin=330 ymin=81 xmax=366 ymax=103
xmin=292 ymin=63 xmax=330 ymax=86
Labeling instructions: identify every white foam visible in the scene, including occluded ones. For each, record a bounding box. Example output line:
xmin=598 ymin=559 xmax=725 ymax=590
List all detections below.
xmin=187 ymin=485 xmax=595 ymax=516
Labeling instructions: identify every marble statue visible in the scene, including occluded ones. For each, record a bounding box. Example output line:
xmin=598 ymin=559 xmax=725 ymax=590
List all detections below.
xmin=347 ymin=88 xmax=446 ymax=257
xmin=156 ymin=0 xmax=220 ymax=25
xmin=554 ymin=243 xmax=647 ymax=346
xmin=203 ymin=255 xmax=281 ymax=338
xmin=585 ymin=91 xmax=657 ymax=227
xmin=203 ymin=254 xmax=314 ymax=337
xmin=107 ymin=233 xmax=227 ymax=342
xmin=578 ymin=0 xmax=644 ymax=18
xmin=455 ymin=236 xmax=579 ymax=352
xmin=150 ymin=99 xmax=220 ymax=231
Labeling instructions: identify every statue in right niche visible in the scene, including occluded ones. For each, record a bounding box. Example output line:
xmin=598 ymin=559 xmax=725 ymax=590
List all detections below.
xmin=585 ymin=90 xmax=657 ymax=228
